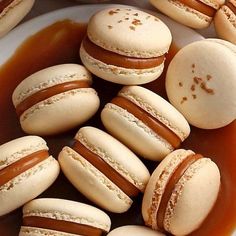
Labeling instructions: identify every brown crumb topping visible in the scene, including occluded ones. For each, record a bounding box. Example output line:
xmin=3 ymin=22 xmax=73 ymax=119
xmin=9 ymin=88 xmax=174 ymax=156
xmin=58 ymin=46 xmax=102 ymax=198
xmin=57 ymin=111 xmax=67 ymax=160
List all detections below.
xmin=181 ymin=97 xmax=188 ymax=104
xmin=179 ymin=82 xmax=183 ymax=87
xmin=107 ymin=25 xmax=113 ymax=29
xmin=129 ymin=26 xmax=135 ymax=31
xmin=132 ymin=19 xmax=142 ymax=26
xmin=108 ymin=10 xmax=118 ymax=15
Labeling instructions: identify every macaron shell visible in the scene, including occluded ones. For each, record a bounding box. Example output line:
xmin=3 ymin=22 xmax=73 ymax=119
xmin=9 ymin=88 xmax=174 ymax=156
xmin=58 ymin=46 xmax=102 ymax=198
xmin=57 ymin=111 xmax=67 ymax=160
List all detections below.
xmin=80 ymin=45 xmax=164 ymax=85
xmin=166 ymin=39 xmax=236 ymax=129
xmin=20 ymin=88 xmax=100 ymax=135
xmin=87 ymin=7 xmax=172 ymax=58
xmin=214 ymin=4 xmax=236 ymax=44
xmin=0 ymin=0 xmax=35 ymax=38
xmin=58 ymin=147 xmax=132 ymax=213
xmin=75 ymin=127 xmax=150 ymax=191
xmin=107 ymin=225 xmax=165 ymax=236
xmin=101 ymin=103 xmax=173 ymax=161
xmin=0 ymin=156 xmax=59 ymax=216
xmin=150 ymin=0 xmax=212 ymax=29
xmin=165 ymin=158 xmax=220 ymax=235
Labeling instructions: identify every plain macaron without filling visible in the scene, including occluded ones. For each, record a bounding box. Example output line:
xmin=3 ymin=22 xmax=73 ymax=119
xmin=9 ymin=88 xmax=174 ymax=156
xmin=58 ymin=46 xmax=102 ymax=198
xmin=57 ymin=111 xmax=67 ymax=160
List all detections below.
xmin=19 ymin=198 xmax=111 ymax=236
xmin=142 ymin=149 xmax=221 ymax=236
xmin=58 ymin=126 xmax=150 ymax=213
xmin=150 ymin=0 xmax=220 ymax=29
xmin=101 ymin=86 xmax=190 ymax=161
xmin=166 ymin=38 xmax=236 ymax=129
xmin=80 ymin=7 xmax=172 ymax=85
xmin=12 ymin=64 xmax=100 ymax=135
xmin=0 ymin=136 xmax=59 ymax=216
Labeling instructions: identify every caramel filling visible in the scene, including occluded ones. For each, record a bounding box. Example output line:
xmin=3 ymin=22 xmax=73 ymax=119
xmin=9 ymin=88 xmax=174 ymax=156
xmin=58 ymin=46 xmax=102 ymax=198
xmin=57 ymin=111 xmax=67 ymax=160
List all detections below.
xmin=0 ymin=0 xmax=15 ymax=14
xmin=0 ymin=150 xmax=49 ymax=187
xmin=156 ymin=154 xmax=203 ymax=231
xmin=23 ymin=216 xmax=104 ymax=236
xmin=15 ymin=80 xmax=90 ymax=117
xmin=72 ymin=140 xmax=140 ymax=197
xmin=226 ymin=2 xmax=236 ymax=14
xmin=82 ymin=36 xmax=165 ymax=69
xmin=111 ymin=96 xmax=181 ymax=148
xmin=177 ymin=0 xmax=216 ymax=17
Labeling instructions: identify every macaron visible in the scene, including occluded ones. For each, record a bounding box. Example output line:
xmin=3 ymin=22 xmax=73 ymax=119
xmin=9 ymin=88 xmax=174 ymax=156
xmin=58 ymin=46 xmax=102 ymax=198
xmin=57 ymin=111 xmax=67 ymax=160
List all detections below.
xmin=0 ymin=0 xmax=35 ymax=38
xmin=107 ymin=225 xmax=165 ymax=236
xmin=142 ymin=149 xmax=221 ymax=236
xmin=101 ymin=86 xmax=190 ymax=161
xmin=80 ymin=7 xmax=172 ymax=85
xmin=58 ymin=126 xmax=150 ymax=213
xmin=19 ymin=198 xmax=111 ymax=236
xmin=214 ymin=0 xmax=236 ymax=44
xmin=166 ymin=39 xmax=236 ymax=129
xmin=12 ymin=64 xmax=100 ymax=135
xmin=150 ymin=0 xmax=220 ymax=29
xmin=0 ymin=136 xmax=59 ymax=216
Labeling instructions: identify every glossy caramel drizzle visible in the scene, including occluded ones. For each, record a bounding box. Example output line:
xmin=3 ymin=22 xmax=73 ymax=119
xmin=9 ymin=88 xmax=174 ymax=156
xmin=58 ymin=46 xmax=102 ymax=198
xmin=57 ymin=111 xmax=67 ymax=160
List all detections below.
xmin=0 ymin=0 xmax=15 ymax=14
xmin=226 ymin=2 xmax=236 ymax=14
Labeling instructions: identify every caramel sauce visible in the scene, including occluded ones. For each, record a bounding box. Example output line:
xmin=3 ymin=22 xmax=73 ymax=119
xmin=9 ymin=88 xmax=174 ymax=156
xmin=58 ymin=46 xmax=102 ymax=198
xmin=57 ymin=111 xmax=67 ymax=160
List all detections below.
xmin=0 ymin=0 xmax=15 ymax=13
xmin=0 ymin=20 xmax=235 ymax=236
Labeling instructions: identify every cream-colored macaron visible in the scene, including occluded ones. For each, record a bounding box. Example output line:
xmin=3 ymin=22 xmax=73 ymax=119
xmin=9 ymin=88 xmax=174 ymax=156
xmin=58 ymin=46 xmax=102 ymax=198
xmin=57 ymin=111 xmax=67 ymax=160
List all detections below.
xmin=12 ymin=64 xmax=100 ymax=135
xmin=0 ymin=0 xmax=35 ymax=38
xmin=142 ymin=149 xmax=221 ymax=236
xmin=214 ymin=0 xmax=236 ymax=44
xmin=107 ymin=225 xmax=165 ymax=236
xmin=0 ymin=136 xmax=59 ymax=216
xmin=150 ymin=0 xmax=220 ymax=29
xmin=58 ymin=126 xmax=150 ymax=213
xmin=19 ymin=198 xmax=111 ymax=236
xmin=166 ymin=39 xmax=236 ymax=129
xmin=80 ymin=7 xmax=172 ymax=85
xmin=101 ymin=86 xmax=190 ymax=161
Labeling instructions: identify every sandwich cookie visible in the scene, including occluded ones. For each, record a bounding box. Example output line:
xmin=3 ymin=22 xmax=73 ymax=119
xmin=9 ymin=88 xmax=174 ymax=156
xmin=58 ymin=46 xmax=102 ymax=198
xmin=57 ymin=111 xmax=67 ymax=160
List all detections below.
xmin=214 ymin=0 xmax=236 ymax=44
xmin=0 ymin=0 xmax=35 ymax=38
xmin=0 ymin=136 xmax=59 ymax=216
xmin=142 ymin=149 xmax=221 ymax=236
xmin=150 ymin=0 xmax=220 ymax=29
xmin=101 ymin=86 xmax=190 ymax=161
xmin=80 ymin=7 xmax=172 ymax=85
xmin=166 ymin=39 xmax=236 ymax=129
xmin=58 ymin=126 xmax=150 ymax=213
xmin=107 ymin=225 xmax=165 ymax=236
xmin=19 ymin=198 xmax=111 ymax=236
xmin=12 ymin=64 xmax=100 ymax=135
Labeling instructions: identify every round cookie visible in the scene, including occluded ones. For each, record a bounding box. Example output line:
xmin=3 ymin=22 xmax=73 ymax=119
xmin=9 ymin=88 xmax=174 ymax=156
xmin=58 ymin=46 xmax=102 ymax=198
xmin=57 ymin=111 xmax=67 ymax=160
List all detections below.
xmin=80 ymin=7 xmax=172 ymax=85
xmin=0 ymin=0 xmax=35 ymax=38
xmin=12 ymin=64 xmax=100 ymax=135
xmin=150 ymin=0 xmax=220 ymax=29
xmin=101 ymin=86 xmax=190 ymax=161
xmin=214 ymin=0 xmax=236 ymax=44
xmin=58 ymin=126 xmax=150 ymax=213
xmin=166 ymin=39 xmax=236 ymax=129
xmin=19 ymin=198 xmax=111 ymax=236
xmin=142 ymin=149 xmax=221 ymax=235
xmin=0 ymin=136 xmax=59 ymax=216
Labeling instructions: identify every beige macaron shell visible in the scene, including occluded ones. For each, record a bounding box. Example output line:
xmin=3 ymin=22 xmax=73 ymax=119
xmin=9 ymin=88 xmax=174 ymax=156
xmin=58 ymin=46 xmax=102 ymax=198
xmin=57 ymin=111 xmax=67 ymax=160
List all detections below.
xmin=164 ymin=158 xmax=220 ymax=235
xmin=150 ymin=0 xmax=214 ymax=29
xmin=74 ymin=126 xmax=150 ymax=191
xmin=0 ymin=156 xmax=59 ymax=216
xmin=80 ymin=44 xmax=165 ymax=85
xmin=22 ymin=198 xmax=111 ymax=232
xmin=214 ymin=1 xmax=236 ymax=44
xmin=59 ymin=147 xmax=132 ymax=213
xmin=0 ymin=136 xmax=47 ymax=170
xmin=142 ymin=149 xmax=194 ymax=228
xmin=87 ymin=7 xmax=172 ymax=58
xmin=166 ymin=39 xmax=236 ymax=129
xmin=0 ymin=0 xmax=35 ymax=38
xmin=107 ymin=225 xmax=165 ymax=236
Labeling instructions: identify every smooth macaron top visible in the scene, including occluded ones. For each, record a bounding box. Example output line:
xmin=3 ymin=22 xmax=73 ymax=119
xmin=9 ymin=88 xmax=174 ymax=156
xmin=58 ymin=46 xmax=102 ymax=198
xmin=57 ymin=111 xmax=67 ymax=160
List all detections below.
xmin=166 ymin=38 xmax=236 ymax=129
xmin=0 ymin=136 xmax=48 ymax=171
xmin=87 ymin=7 xmax=172 ymax=58
xmin=22 ymin=198 xmax=111 ymax=233
xmin=74 ymin=126 xmax=150 ymax=192
xmin=12 ymin=64 xmax=92 ymax=107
